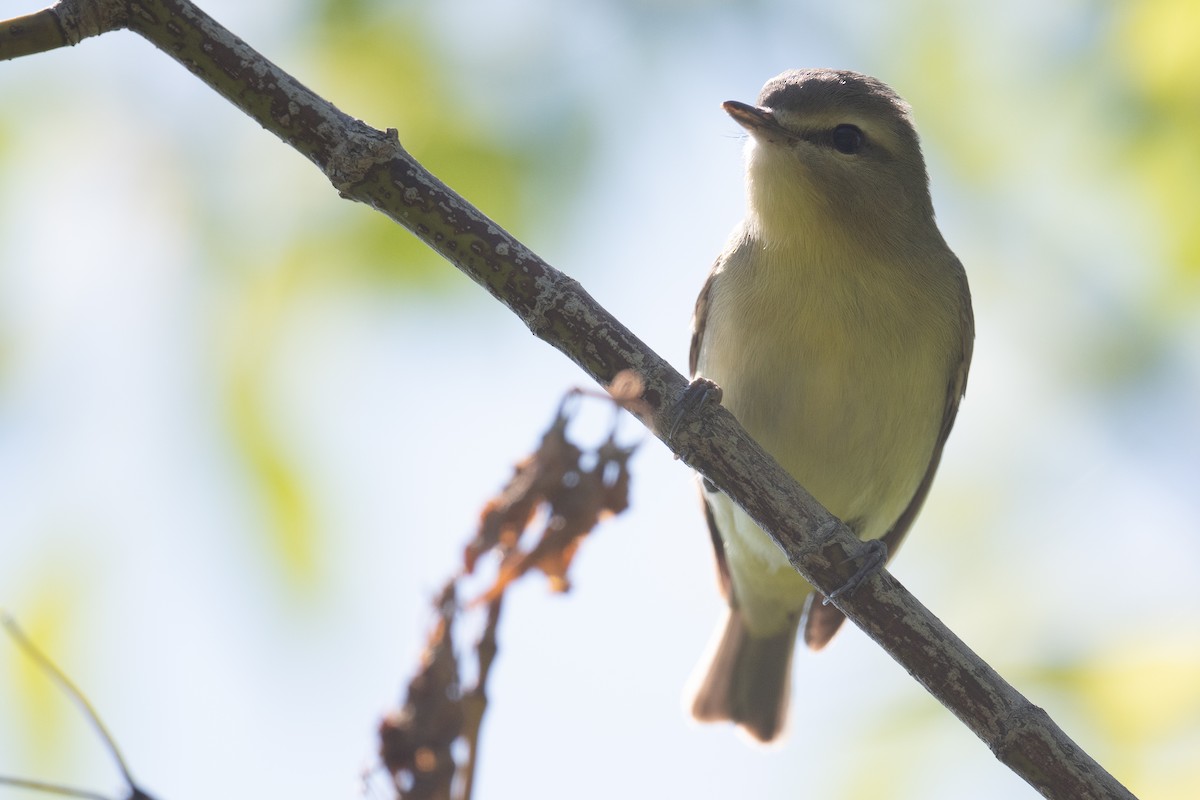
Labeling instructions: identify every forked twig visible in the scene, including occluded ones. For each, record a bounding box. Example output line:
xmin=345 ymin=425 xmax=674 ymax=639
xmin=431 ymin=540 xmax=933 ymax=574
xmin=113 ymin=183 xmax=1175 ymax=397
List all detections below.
xmin=0 ymin=612 xmax=158 ymax=800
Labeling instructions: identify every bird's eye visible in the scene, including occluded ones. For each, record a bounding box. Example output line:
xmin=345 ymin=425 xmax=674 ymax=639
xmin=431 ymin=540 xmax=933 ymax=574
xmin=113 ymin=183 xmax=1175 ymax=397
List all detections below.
xmin=831 ymin=124 xmax=864 ymax=154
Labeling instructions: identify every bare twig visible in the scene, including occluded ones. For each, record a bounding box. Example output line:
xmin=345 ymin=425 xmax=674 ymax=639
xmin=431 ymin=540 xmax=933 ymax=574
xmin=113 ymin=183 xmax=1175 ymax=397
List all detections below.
xmin=456 ymin=596 xmax=502 ymax=800
xmin=0 ymin=613 xmax=158 ymax=800
xmin=0 ymin=775 xmax=111 ymax=800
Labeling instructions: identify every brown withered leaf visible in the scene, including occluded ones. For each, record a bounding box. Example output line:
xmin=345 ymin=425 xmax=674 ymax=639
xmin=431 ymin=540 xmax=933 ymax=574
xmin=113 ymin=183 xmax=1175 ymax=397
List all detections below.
xmin=463 ymin=407 xmax=581 ymax=574
xmin=606 ymin=369 xmax=651 ymax=418
xmin=596 ymin=434 xmax=634 ymax=518
xmin=380 ymin=582 xmax=463 ymax=800
xmin=381 ymin=385 xmax=639 ymax=800
xmin=478 ymin=429 xmax=638 ymax=603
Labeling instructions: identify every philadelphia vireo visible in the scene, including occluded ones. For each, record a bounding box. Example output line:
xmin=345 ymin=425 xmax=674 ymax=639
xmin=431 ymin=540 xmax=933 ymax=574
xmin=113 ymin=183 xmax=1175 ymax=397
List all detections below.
xmin=688 ymin=68 xmax=974 ymax=742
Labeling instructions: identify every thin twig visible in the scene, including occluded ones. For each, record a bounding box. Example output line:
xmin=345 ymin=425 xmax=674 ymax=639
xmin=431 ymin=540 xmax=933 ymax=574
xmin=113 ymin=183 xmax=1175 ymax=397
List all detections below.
xmin=1 ymin=612 xmax=158 ymax=800
xmin=0 ymin=775 xmax=110 ymax=800
xmin=1 ymin=613 xmax=138 ymax=788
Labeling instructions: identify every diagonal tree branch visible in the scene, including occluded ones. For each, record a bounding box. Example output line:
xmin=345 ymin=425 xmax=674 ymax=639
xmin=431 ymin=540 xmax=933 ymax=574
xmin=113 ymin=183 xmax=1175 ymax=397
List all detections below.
xmin=1 ymin=2 xmax=1137 ymax=798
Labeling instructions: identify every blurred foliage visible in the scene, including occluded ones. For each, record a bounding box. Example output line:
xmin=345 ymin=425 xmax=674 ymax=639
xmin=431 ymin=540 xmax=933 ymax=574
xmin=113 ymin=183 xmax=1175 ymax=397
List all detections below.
xmin=893 ymin=0 xmax=1200 ymax=407
xmin=1072 ymin=636 xmax=1200 ymax=752
xmin=840 ymin=633 xmax=1200 ymax=800
xmin=1116 ymin=0 xmax=1200 ymax=296
xmin=1031 ymin=636 xmax=1200 ymax=800
xmin=205 ymin=1 xmax=595 ymax=592
xmin=290 ymin=0 xmax=591 ymax=287
xmin=5 ymin=577 xmax=79 ymax=773
xmin=222 ymin=262 xmax=320 ymax=591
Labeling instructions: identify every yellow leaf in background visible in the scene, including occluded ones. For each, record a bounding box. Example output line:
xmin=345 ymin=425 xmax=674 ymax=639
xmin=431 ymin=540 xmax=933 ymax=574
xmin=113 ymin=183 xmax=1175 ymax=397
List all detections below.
xmin=224 ymin=264 xmax=320 ymax=592
xmin=1074 ymin=636 xmax=1200 ymax=800
xmin=1074 ymin=637 xmax=1200 ymax=746
xmin=4 ymin=581 xmax=77 ymax=771
xmin=1116 ymin=0 xmax=1200 ymax=288
xmin=1120 ymin=0 xmax=1200 ymax=100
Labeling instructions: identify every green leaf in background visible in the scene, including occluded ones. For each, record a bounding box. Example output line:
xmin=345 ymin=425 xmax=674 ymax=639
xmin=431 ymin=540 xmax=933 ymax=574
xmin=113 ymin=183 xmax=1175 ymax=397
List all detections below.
xmin=302 ymin=1 xmax=541 ymax=287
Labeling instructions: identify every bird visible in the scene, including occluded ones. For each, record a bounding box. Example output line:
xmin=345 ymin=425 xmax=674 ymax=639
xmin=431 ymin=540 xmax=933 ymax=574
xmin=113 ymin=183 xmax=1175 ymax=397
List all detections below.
xmin=687 ymin=68 xmax=974 ymax=743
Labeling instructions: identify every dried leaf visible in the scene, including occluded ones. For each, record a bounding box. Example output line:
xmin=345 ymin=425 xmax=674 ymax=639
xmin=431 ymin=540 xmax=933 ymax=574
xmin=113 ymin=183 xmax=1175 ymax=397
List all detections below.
xmin=606 ymin=369 xmax=650 ymax=418
xmin=463 ymin=411 xmax=581 ymax=573
xmin=383 ymin=386 xmax=639 ymax=800
xmin=478 ymin=430 xmax=637 ymax=602
xmin=596 ymin=435 xmax=635 ymax=518
xmin=380 ymin=583 xmax=463 ymax=800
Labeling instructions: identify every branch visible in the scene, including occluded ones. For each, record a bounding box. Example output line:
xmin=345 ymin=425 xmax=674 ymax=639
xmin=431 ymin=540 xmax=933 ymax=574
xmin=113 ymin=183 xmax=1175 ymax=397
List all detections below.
xmin=0 ymin=0 xmax=124 ymax=60
xmin=1 ymin=2 xmax=1137 ymax=798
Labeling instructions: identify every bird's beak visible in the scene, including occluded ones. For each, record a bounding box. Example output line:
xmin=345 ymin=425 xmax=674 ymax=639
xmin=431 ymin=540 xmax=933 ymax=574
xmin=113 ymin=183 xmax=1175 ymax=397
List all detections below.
xmin=723 ymin=100 xmax=777 ymax=135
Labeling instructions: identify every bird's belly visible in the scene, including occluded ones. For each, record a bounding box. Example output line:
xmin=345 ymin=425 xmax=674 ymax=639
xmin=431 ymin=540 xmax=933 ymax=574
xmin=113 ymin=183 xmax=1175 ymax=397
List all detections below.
xmin=701 ymin=338 xmax=945 ymax=632
xmin=708 ymin=326 xmax=944 ymax=539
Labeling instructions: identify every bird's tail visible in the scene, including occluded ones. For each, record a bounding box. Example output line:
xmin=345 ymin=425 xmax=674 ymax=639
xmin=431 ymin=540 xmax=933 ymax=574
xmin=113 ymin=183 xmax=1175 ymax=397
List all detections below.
xmin=690 ymin=609 xmax=798 ymax=743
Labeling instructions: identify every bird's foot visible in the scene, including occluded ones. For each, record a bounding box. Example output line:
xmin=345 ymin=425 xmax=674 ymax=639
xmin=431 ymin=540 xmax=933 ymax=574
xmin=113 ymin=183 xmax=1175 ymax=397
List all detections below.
xmin=825 ymin=539 xmax=888 ymax=603
xmin=667 ymin=377 xmax=723 ymax=441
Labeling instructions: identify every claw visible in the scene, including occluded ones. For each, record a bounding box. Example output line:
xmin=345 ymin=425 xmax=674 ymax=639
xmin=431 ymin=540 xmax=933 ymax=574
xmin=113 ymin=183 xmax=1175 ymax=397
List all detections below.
xmin=825 ymin=539 xmax=888 ymax=603
xmin=668 ymin=378 xmax=722 ymax=440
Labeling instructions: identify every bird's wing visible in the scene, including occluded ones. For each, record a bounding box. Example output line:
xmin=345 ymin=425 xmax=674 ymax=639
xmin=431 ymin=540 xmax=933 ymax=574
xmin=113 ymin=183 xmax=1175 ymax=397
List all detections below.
xmin=689 ymin=263 xmax=739 ymax=602
xmin=879 ymin=264 xmax=974 ymax=558
xmin=805 ymin=262 xmax=975 ymax=648
xmin=688 ymin=261 xmax=718 ymax=378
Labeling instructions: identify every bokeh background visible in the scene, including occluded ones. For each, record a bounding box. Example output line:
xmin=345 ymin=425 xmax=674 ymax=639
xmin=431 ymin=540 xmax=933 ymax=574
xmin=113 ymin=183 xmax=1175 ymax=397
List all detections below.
xmin=2 ymin=0 xmax=1199 ymax=798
